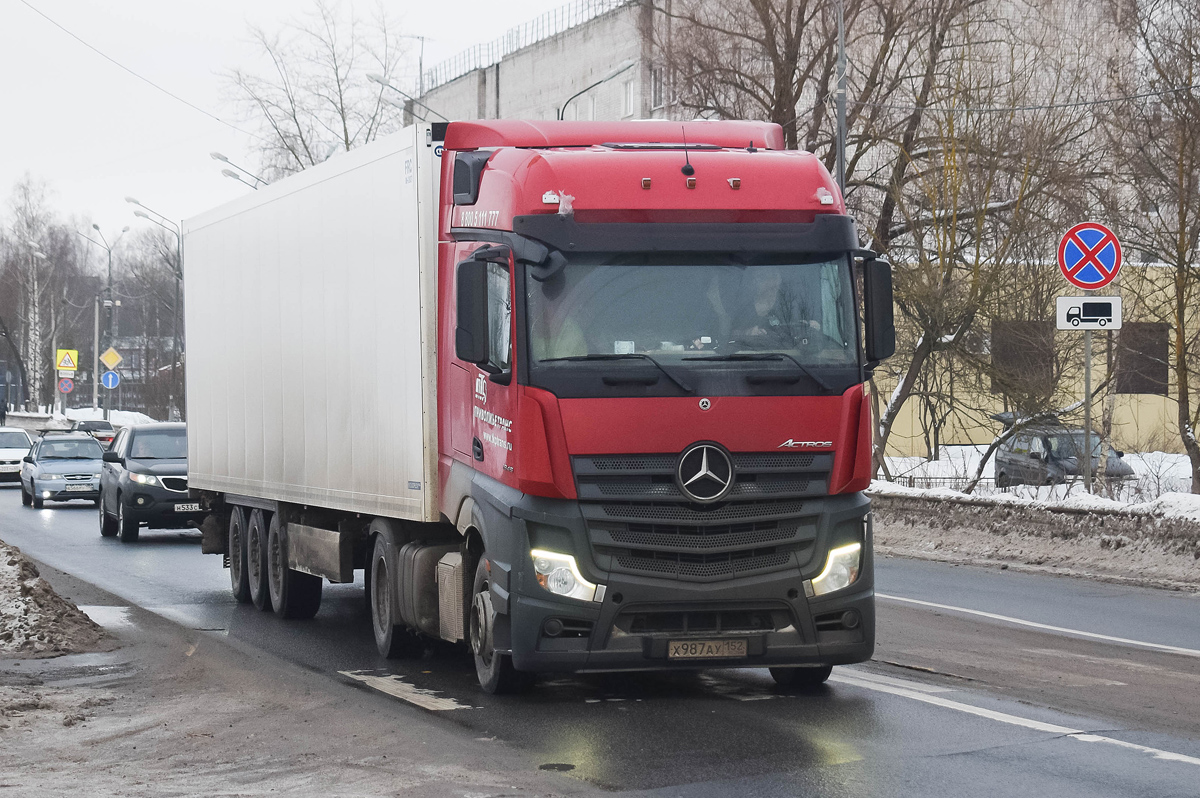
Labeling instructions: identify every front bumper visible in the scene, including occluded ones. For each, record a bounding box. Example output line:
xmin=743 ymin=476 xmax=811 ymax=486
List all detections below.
xmin=122 ymin=487 xmax=206 ymax=528
xmin=34 ymin=478 xmax=99 ymax=500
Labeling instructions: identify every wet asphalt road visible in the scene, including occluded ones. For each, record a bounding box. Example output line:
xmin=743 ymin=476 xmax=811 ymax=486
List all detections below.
xmin=2 ymin=484 xmax=1199 ymax=797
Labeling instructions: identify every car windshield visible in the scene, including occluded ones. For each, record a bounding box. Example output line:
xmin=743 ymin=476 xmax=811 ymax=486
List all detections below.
xmin=526 ymin=254 xmax=857 ymax=367
xmin=40 ymin=439 xmax=103 ymax=459
xmin=129 ymin=429 xmax=187 ymax=459
xmin=0 ymin=431 xmax=31 ymax=448
xmin=1047 ymin=432 xmax=1103 ymax=458
xmin=75 ymin=421 xmax=113 ymax=432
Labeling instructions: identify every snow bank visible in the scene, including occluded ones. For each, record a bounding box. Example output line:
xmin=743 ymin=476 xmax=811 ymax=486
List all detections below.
xmin=0 ymin=541 xmax=109 ymax=657
xmin=64 ymin=408 xmax=157 ymax=426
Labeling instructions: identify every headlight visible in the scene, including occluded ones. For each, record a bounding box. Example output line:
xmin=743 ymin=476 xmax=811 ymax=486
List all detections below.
xmin=130 ymin=473 xmax=160 ymax=486
xmin=805 ymin=542 xmax=862 ymax=597
xmin=39 ymin=473 xmax=63 ymax=480
xmin=530 ymin=549 xmax=604 ymax=602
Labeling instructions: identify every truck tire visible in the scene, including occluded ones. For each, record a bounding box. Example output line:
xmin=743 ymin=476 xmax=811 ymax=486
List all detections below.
xmin=267 ymin=514 xmax=322 ymax=619
xmin=228 ymin=507 xmax=251 ymax=604
xmin=99 ymin=496 xmax=118 ymax=537
xmin=117 ymin=500 xmax=139 ymax=542
xmin=246 ymin=509 xmax=273 ymax=611
xmin=369 ymin=532 xmax=420 ymax=657
xmin=470 ymin=557 xmax=532 ymax=695
xmin=769 ymin=665 xmax=833 ymax=688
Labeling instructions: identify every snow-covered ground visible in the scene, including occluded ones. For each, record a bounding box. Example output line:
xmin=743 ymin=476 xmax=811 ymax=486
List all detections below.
xmin=63 ymin=407 xmax=157 ymax=427
xmin=883 ymin=444 xmax=1193 ymax=504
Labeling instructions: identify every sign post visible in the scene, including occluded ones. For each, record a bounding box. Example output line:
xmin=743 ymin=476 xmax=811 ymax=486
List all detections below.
xmin=55 ymin=349 xmax=78 ymax=415
xmin=1057 ymin=222 xmax=1123 ymax=493
xmin=99 ymin=347 xmax=123 ymax=421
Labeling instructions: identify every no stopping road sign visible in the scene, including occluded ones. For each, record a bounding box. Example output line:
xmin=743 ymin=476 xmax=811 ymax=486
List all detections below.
xmin=1058 ymin=222 xmax=1122 ymax=290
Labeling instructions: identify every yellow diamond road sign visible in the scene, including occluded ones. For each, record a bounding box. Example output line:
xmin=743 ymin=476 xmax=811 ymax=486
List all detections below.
xmin=56 ymin=349 xmax=79 ymax=371
xmin=99 ymin=347 xmax=123 ymax=370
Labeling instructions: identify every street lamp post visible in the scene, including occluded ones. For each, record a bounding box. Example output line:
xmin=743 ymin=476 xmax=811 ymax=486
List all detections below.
xmin=366 ymin=73 xmax=449 ymax=123
xmin=126 ymin=197 xmax=184 ymax=421
xmin=210 ymin=153 xmax=266 ymax=188
xmin=79 ymin=225 xmax=128 ymax=421
xmin=557 ymin=60 xmax=636 ymax=121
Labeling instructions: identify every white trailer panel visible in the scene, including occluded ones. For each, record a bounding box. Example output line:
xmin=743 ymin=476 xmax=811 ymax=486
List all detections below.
xmin=184 ymin=125 xmax=440 ymax=522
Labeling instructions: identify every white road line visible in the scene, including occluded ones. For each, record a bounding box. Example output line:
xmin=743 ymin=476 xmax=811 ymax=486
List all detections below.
xmin=831 ymin=672 xmax=1200 ymax=767
xmin=877 ymin=593 xmax=1200 ymax=658
xmin=841 ymin=667 xmax=956 ymax=694
xmin=339 ymin=671 xmax=475 ymax=711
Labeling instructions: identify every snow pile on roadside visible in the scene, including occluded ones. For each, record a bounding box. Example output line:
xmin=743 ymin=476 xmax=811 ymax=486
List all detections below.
xmin=0 ymin=541 xmax=108 ymax=656
xmin=64 ymin=408 xmax=157 ymax=426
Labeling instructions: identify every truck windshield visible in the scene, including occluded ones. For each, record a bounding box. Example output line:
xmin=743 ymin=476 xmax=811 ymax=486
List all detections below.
xmin=526 ymin=254 xmax=857 ymax=368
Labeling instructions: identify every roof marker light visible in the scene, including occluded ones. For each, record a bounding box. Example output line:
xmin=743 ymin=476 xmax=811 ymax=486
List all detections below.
xmin=641 ymin=178 xmax=652 ymax=189
xmin=686 ymin=177 xmax=697 ymax=189
xmin=728 ymin=178 xmax=741 ymax=190
xmin=816 ymin=187 xmax=835 ymax=205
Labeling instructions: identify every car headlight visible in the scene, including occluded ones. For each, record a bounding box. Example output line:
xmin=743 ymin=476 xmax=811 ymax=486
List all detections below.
xmin=805 ymin=542 xmax=862 ymax=597
xmin=530 ymin=549 xmax=605 ymax=602
xmin=39 ymin=473 xmax=63 ymax=480
xmin=130 ymin=473 xmax=160 ymax=486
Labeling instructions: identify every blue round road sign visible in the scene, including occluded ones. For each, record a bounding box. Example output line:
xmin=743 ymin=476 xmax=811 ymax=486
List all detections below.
xmin=101 ymin=370 xmax=121 ymax=390
xmin=1058 ymin=222 xmax=1122 ymax=290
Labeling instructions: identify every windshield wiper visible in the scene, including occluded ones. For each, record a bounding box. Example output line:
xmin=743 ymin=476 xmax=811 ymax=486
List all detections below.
xmin=682 ymin=353 xmax=833 ymax=393
xmin=540 ymin=353 xmax=694 ymax=392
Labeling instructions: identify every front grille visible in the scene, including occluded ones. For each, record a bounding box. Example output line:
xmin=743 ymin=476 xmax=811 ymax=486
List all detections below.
xmin=574 ymin=451 xmax=832 ymax=582
xmin=1 ymin=460 xmax=17 ymax=466
xmin=622 ymin=608 xmax=783 ymax=635
xmin=161 ymin=476 xmax=188 ymax=492
xmin=65 ymin=474 xmax=93 ymax=481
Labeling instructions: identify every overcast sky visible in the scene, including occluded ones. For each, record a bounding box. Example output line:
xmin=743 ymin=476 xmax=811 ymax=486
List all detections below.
xmin=0 ymin=0 xmax=565 ymax=238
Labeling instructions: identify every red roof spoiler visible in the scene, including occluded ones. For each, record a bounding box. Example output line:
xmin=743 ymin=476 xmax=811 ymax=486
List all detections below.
xmin=443 ymin=120 xmax=786 ymax=151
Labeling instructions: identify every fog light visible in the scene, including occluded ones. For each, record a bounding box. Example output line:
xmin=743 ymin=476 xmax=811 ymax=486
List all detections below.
xmin=530 ymin=549 xmax=604 ymax=602
xmin=804 ymin=542 xmax=862 ymax=597
xmin=543 ymin=618 xmax=564 ymax=637
xmin=137 ymin=497 xmax=146 ymax=505
xmin=42 ymin=491 xmax=51 ymax=498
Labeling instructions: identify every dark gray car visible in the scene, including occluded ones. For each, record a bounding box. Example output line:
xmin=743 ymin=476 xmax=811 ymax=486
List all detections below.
xmin=99 ymin=422 xmax=205 ymax=542
xmin=995 ymin=426 xmax=1135 ymax=487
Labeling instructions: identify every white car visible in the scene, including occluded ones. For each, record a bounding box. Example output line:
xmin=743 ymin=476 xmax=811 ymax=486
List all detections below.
xmin=0 ymin=427 xmax=33 ymax=483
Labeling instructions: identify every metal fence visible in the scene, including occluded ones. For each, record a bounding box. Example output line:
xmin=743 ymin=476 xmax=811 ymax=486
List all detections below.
xmin=423 ymin=0 xmax=630 ymax=91
xmin=882 ymin=473 xmax=1192 ymax=503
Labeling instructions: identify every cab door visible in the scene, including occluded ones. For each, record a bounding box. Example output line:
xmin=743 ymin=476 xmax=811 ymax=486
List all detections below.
xmin=451 ymin=247 xmax=518 ymax=486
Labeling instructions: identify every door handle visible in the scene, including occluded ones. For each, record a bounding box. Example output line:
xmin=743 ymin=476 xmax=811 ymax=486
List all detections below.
xmin=472 ymin=437 xmax=484 ymax=462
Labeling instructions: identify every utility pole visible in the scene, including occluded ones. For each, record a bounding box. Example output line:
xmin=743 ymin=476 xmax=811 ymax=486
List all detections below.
xmin=80 ymin=225 xmax=128 ymax=421
xmin=92 ymin=296 xmax=99 ymax=410
xmin=127 ymin=198 xmax=184 ymax=419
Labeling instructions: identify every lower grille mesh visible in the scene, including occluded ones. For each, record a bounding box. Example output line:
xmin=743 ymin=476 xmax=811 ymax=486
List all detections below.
xmin=615 ymin=550 xmax=792 ymax=579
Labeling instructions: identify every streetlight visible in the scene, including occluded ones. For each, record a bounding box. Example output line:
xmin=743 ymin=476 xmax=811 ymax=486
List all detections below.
xmin=557 ymin=60 xmax=636 ymax=121
xmin=220 ymin=168 xmax=260 ymax=191
xmin=366 ymin=73 xmax=448 ymax=123
xmin=79 ymin=224 xmax=128 ymax=421
xmin=835 ymin=0 xmax=847 ymax=193
xmin=210 ymin=152 xmax=266 ymax=188
xmin=126 ymin=197 xmax=184 ymax=421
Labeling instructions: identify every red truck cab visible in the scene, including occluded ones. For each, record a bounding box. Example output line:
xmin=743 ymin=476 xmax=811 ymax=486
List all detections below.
xmin=435 ymin=121 xmax=894 ymax=691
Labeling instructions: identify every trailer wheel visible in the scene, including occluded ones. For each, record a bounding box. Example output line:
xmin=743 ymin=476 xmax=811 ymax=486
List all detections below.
xmin=228 ymin=507 xmax=251 ymax=604
xmin=769 ymin=665 xmax=833 ymax=689
xmin=369 ymin=533 xmax=419 ymax=657
xmin=267 ymin=514 xmax=322 ymax=619
xmin=470 ymin=557 xmax=532 ymax=695
xmin=246 ymin=509 xmax=273 ymax=611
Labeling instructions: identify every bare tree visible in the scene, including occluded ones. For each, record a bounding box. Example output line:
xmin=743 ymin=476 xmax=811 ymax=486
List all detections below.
xmin=1102 ymin=0 xmax=1200 ymax=492
xmin=227 ymin=1 xmax=410 ymax=180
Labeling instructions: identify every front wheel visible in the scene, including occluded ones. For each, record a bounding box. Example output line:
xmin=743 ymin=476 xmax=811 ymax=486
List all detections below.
xmin=117 ymin=500 xmax=139 ymax=542
xmin=99 ymin=496 xmax=118 ymax=537
xmin=470 ymin=557 xmax=532 ymax=695
xmin=770 ymin=665 xmax=833 ymax=688
xmin=20 ymin=482 xmax=31 ymax=506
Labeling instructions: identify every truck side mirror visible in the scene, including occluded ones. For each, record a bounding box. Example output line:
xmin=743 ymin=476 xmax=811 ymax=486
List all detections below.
xmin=455 ymin=259 xmax=490 ymax=366
xmin=863 ymin=258 xmax=896 ymax=363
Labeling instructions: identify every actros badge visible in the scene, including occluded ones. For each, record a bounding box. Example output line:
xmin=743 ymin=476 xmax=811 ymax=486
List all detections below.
xmin=676 ymin=442 xmax=735 ymax=503
xmin=778 ymin=439 xmax=832 ymax=449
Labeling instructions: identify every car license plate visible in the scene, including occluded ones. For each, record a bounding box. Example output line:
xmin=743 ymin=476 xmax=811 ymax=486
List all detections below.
xmin=175 ymin=503 xmax=201 ymax=512
xmin=65 ymin=484 xmax=91 ymax=492
xmin=668 ymin=639 xmax=748 ymax=660
xmin=0 ymin=465 xmax=19 ymax=473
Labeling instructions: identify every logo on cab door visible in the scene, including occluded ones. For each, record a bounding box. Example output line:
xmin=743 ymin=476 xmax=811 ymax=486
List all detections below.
xmin=778 ymin=439 xmax=832 ymax=449
xmin=475 ymin=373 xmax=488 ymax=403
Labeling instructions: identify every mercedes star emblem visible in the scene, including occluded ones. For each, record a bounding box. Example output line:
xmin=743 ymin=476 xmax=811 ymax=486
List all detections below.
xmin=676 ymin=442 xmax=735 ymax=503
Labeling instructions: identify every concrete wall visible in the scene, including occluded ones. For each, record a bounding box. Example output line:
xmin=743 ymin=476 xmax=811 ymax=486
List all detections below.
xmin=421 ymin=3 xmax=671 ymax=123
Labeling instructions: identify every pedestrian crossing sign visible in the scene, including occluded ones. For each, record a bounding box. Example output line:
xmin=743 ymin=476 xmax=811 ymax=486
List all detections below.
xmin=56 ymin=349 xmax=78 ymax=371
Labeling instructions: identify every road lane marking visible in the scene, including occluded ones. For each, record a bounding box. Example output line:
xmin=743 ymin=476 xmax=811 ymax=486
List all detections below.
xmin=878 ymin=593 xmax=1200 ymax=658
xmin=831 ymin=672 xmax=1200 ymax=767
xmin=77 ymin=605 xmax=134 ymax=628
xmin=842 ymin=668 xmax=956 ymax=693
xmin=339 ymin=670 xmax=475 ymax=711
